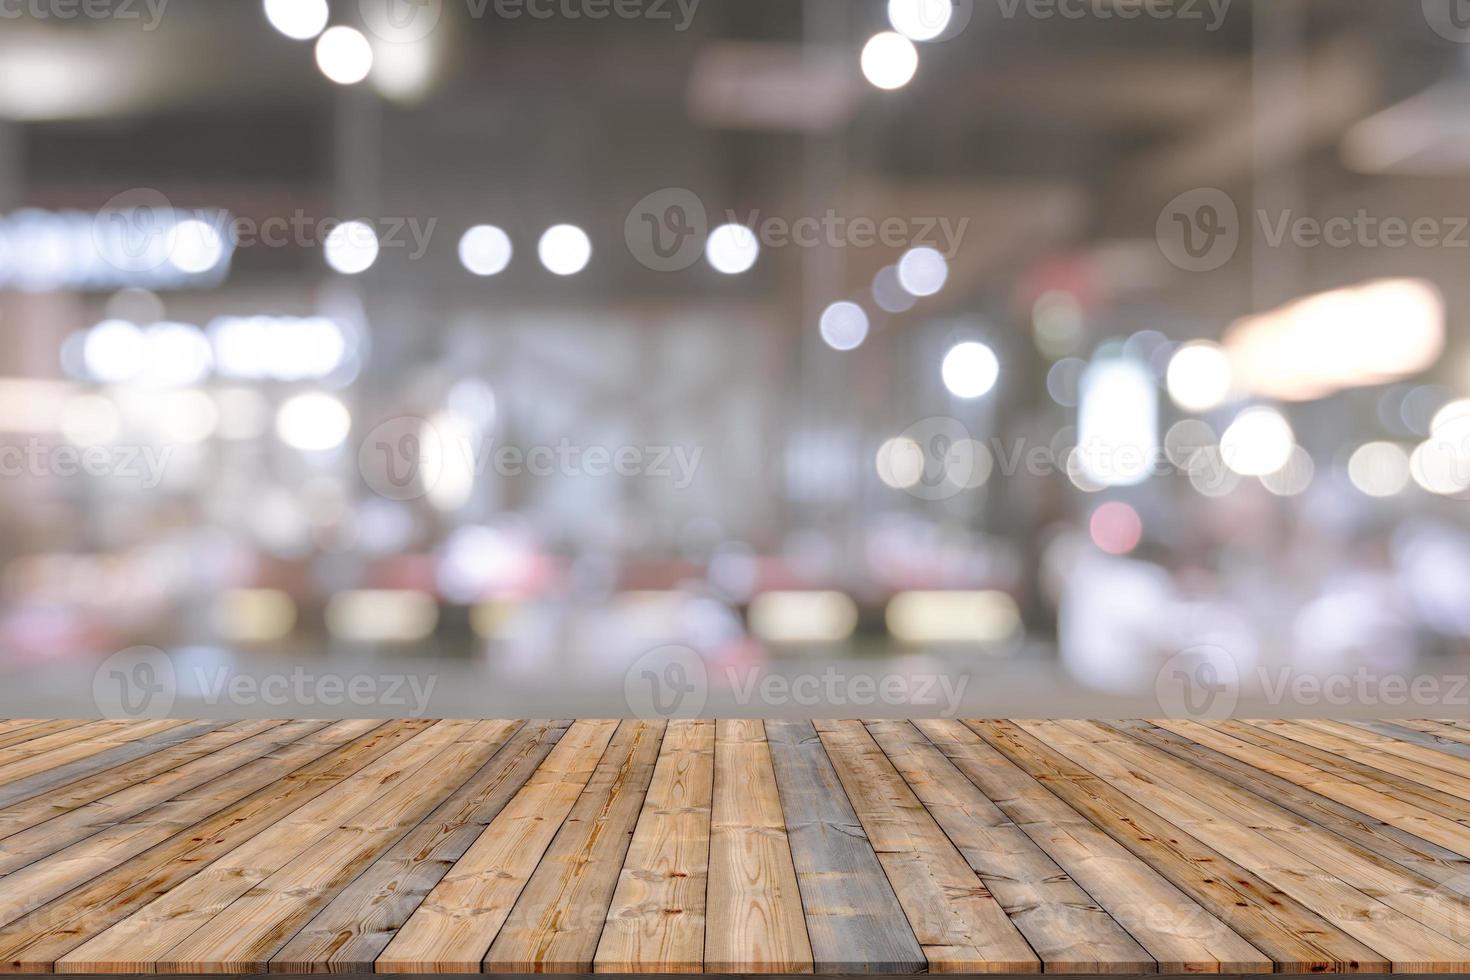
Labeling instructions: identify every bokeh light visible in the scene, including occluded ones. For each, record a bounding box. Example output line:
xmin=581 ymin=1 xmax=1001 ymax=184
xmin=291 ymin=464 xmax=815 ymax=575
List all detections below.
xmin=819 ymin=301 xmax=869 ymax=351
xmin=888 ymin=0 xmax=954 ymax=41
xmin=941 ymin=341 xmax=998 ymax=398
xmin=1220 ymin=406 xmax=1294 ymax=477
xmin=860 ymin=32 xmax=919 ymax=90
xmin=263 ymin=0 xmax=328 ymax=40
xmin=1166 ymin=340 xmax=1232 ymax=413
xmin=704 ymin=223 xmax=759 ymax=274
xmin=1089 ymin=501 xmax=1142 ymax=555
xmin=537 ymin=224 xmax=592 ymax=276
xmin=324 ymin=220 xmax=379 ymax=274
xmin=315 ymin=27 xmax=374 ymax=85
xmin=458 ymin=225 xmax=513 ymax=276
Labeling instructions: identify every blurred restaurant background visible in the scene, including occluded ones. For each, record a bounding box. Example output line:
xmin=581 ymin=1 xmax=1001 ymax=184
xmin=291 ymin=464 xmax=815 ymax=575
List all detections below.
xmin=2 ymin=0 xmax=1470 ymax=716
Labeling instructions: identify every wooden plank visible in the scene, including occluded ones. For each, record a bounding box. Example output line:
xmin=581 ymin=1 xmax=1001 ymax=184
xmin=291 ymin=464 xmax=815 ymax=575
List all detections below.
xmin=0 ymin=720 xmax=232 ymax=812
xmin=1346 ymin=721 xmax=1470 ymax=762
xmin=0 ymin=720 xmax=410 ymax=973
xmin=0 ymin=721 xmax=286 ymax=871
xmin=1391 ymin=719 xmax=1470 ymax=748
xmin=1274 ymin=720 xmax=1470 ymax=800
xmin=1141 ymin=719 xmax=1470 ymax=872
xmin=814 ymin=719 xmax=1038 ymax=974
xmin=766 ymin=720 xmax=924 ymax=975
xmin=273 ymin=720 xmax=571 ymax=973
xmin=155 ymin=721 xmax=526 ymax=973
xmin=0 ymin=721 xmax=88 ymax=753
xmin=1032 ymin=720 xmax=1470 ymax=972
xmin=58 ymin=719 xmax=465 ymax=973
xmin=968 ymin=719 xmax=1387 ymax=972
xmin=1218 ymin=719 xmax=1470 ymax=830
xmin=0 ymin=720 xmax=193 ymax=790
xmin=913 ymin=719 xmax=1269 ymax=974
xmin=866 ymin=720 xmax=1151 ymax=973
xmin=704 ymin=720 xmax=812 ymax=974
xmin=593 ymin=719 xmax=714 ymax=974
xmin=0 ymin=720 xmax=340 ymax=934
xmin=375 ymin=719 xmax=619 ymax=973
xmin=484 ymin=720 xmax=665 ymax=972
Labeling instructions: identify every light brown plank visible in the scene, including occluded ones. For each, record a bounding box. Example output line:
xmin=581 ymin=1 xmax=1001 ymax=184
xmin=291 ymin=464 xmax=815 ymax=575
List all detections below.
xmin=0 ymin=720 xmax=340 ymax=934
xmin=914 ymin=719 xmax=1269 ymax=974
xmin=766 ymin=720 xmax=925 ymax=975
xmin=1144 ymin=719 xmax=1470 ymax=869
xmin=484 ymin=719 xmax=665 ymax=972
xmin=814 ymin=719 xmax=1039 ymax=974
xmin=969 ymin=719 xmax=1387 ymax=972
xmin=704 ymin=720 xmax=812 ymax=974
xmin=1032 ymin=720 xmax=1470 ymax=972
xmin=59 ymin=719 xmax=470 ymax=973
xmin=593 ymin=719 xmax=714 ymax=974
xmin=0 ymin=720 xmax=408 ymax=973
xmin=868 ymin=720 xmax=1152 ymax=973
xmin=155 ymin=721 xmax=524 ymax=973
xmin=375 ymin=719 xmax=619 ymax=973
xmin=0 ymin=720 xmax=234 ymax=813
xmin=273 ymin=720 xmax=571 ymax=973
xmin=0 ymin=721 xmax=285 ymax=871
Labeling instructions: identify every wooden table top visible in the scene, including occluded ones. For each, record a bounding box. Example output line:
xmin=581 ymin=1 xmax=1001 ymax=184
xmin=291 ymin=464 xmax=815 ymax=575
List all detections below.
xmin=0 ymin=718 xmax=1464 ymax=974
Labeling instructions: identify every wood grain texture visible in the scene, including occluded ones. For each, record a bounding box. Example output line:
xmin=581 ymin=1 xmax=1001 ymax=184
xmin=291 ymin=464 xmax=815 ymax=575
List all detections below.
xmin=593 ymin=718 xmax=714 ymax=974
xmin=376 ymin=719 xmax=619 ymax=973
xmin=0 ymin=717 xmax=1459 ymax=975
xmin=814 ymin=719 xmax=1039 ymax=973
xmin=766 ymin=720 xmax=924 ymax=975
xmin=484 ymin=719 xmax=664 ymax=973
xmin=273 ymin=720 xmax=571 ymax=973
xmin=704 ymin=720 xmax=812 ymax=974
